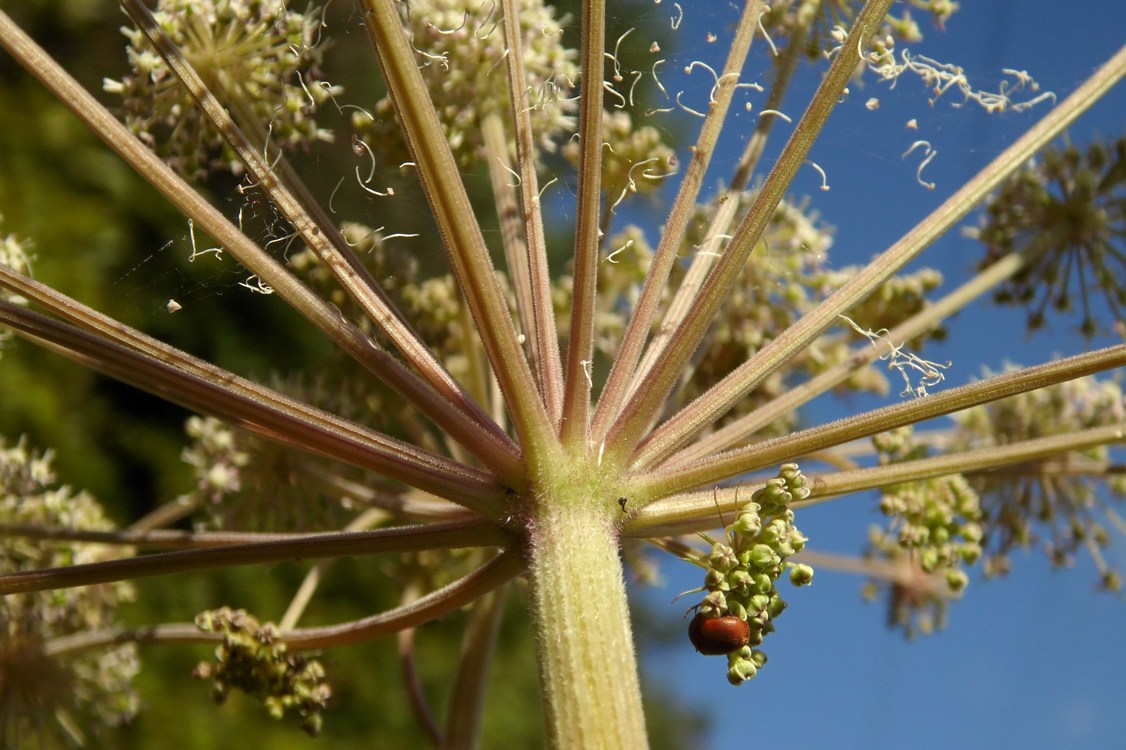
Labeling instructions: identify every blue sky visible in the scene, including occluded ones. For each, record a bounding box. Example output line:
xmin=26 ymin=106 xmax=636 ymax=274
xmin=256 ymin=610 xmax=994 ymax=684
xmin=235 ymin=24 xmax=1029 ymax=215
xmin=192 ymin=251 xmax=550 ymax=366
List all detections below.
xmin=625 ymin=2 xmax=1126 ymax=748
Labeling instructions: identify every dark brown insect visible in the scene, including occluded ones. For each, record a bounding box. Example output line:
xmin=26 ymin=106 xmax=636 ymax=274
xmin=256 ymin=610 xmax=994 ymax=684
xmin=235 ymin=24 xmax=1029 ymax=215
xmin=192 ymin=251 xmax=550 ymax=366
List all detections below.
xmin=687 ymin=613 xmax=751 ymax=656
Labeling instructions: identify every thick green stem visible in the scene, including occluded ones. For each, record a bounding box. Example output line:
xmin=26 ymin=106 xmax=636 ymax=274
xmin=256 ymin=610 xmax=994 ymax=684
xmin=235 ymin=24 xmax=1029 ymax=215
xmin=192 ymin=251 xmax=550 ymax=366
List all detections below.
xmin=526 ymin=499 xmax=647 ymax=748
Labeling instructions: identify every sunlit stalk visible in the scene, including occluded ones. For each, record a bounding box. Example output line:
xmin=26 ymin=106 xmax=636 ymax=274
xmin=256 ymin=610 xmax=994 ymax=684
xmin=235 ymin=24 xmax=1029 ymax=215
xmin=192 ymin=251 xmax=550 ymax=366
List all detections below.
xmin=559 ymin=0 xmax=607 ymax=445
xmin=640 ymin=344 xmax=1126 ymax=497
xmin=359 ymin=0 xmax=556 ymax=464
xmin=591 ymin=0 xmax=765 ymax=442
xmin=604 ymin=0 xmax=896 ymax=463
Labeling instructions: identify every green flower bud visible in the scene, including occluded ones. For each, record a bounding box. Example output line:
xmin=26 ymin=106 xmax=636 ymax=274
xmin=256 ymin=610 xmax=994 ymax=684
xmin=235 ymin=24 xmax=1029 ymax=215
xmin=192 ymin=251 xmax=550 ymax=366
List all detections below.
xmin=961 ymin=522 xmax=984 ymax=543
xmin=701 ymin=591 xmax=727 ymax=616
xmin=880 ymin=494 xmax=905 ymax=515
xmin=731 ymin=510 xmax=762 ymax=537
xmin=789 ymin=563 xmax=815 ymax=586
xmin=705 ymin=568 xmax=729 ymax=591
xmin=726 ymin=658 xmax=758 ymax=686
xmin=945 ymin=569 xmax=969 ymax=592
xmin=750 ymin=544 xmax=781 ymax=569
xmin=710 ymin=542 xmax=739 ymax=572
xmin=752 ymin=573 xmax=774 ymax=594
xmin=727 ymin=570 xmax=752 ymax=592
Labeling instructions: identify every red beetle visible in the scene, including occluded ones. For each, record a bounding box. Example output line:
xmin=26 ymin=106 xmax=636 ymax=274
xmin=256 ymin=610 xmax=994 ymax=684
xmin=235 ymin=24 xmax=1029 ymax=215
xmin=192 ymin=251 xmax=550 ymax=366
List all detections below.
xmin=688 ymin=613 xmax=751 ymax=656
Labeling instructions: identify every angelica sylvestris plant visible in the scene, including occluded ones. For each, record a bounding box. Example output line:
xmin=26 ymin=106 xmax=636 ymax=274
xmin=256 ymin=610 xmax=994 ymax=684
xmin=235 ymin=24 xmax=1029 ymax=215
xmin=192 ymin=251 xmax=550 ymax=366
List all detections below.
xmin=1 ymin=0 xmax=1126 ymax=746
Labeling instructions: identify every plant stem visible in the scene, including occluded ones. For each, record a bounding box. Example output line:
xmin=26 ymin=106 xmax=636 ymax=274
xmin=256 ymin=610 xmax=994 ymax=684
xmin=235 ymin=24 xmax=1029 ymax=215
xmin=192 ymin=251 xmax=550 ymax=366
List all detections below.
xmin=360 ymin=0 xmax=555 ymax=463
xmin=0 ymin=298 xmax=505 ymax=511
xmin=0 ymin=520 xmax=505 ymax=595
xmin=559 ymin=0 xmax=607 ymax=445
xmin=641 ymin=344 xmax=1126 ymax=497
xmin=625 ymin=9 xmax=808 ymax=407
xmin=797 ymin=423 xmax=1126 ymax=506
xmin=499 ymin=0 xmax=565 ymax=422
xmin=525 ymin=498 xmax=648 ymax=748
xmin=44 ymin=553 xmax=525 ymax=657
xmin=444 ymin=584 xmax=509 ymax=749
xmin=591 ymin=0 xmax=765 ymax=442
xmin=0 ymin=11 xmax=525 ymax=482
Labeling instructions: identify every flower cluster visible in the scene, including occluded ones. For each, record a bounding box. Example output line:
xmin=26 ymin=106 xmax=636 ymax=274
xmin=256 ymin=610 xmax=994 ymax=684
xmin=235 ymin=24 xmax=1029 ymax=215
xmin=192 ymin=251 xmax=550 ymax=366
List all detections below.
xmin=864 ymin=427 xmax=983 ymax=636
xmin=860 ymin=537 xmax=957 ymax=639
xmin=365 ymin=0 xmax=579 ymax=167
xmin=181 ymin=415 xmax=250 ymax=509
xmin=951 ymin=373 xmax=1126 ymax=590
xmin=675 ymin=196 xmax=834 ymax=427
xmin=106 ymin=0 xmax=341 ymax=180
xmin=815 ymin=265 xmax=945 ymax=347
xmin=0 ymin=437 xmax=139 ymax=745
xmin=193 ymin=607 xmax=331 ymax=737
xmin=686 ymin=464 xmax=812 ymax=686
xmin=969 ymin=135 xmax=1126 ymax=337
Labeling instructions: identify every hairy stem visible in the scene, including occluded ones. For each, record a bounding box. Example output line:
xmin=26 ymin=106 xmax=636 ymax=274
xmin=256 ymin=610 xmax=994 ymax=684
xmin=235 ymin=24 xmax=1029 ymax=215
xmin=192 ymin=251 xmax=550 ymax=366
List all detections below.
xmin=669 ymin=246 xmax=1035 ymax=465
xmin=499 ymin=0 xmax=565 ymax=422
xmin=0 ymin=298 xmax=504 ymax=511
xmin=526 ymin=498 xmax=647 ymax=748
xmin=443 ymin=584 xmax=509 ymax=750
xmin=0 ymin=10 xmax=525 ymax=483
xmin=798 ymin=423 xmax=1126 ymax=507
xmin=44 ymin=552 xmax=525 ymax=656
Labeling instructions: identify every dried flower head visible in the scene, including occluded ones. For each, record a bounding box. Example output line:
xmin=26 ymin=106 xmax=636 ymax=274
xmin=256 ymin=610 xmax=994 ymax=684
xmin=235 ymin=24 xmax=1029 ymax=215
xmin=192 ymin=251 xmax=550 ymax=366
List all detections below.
xmin=194 ymin=607 xmax=331 ymax=736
